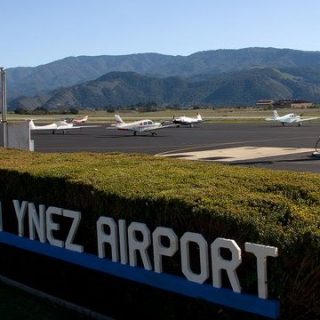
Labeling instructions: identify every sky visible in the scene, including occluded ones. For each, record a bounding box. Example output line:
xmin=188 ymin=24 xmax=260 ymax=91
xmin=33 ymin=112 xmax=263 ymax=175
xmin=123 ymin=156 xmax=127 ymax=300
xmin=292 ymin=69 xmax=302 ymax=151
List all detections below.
xmin=1 ymin=0 xmax=320 ymax=68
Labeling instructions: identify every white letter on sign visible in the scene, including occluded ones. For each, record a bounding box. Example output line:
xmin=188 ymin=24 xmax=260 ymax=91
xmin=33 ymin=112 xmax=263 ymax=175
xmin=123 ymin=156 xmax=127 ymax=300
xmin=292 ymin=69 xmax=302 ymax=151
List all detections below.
xmin=97 ymin=216 xmax=119 ymax=262
xmin=245 ymin=242 xmax=278 ymax=299
xmin=152 ymin=227 xmax=178 ymax=273
xmin=46 ymin=206 xmax=64 ymax=248
xmin=13 ymin=200 xmax=28 ymax=236
xmin=28 ymin=202 xmax=46 ymax=243
xmin=128 ymin=222 xmax=152 ymax=271
xmin=180 ymin=232 xmax=209 ymax=284
xmin=63 ymin=209 xmax=83 ymax=253
xmin=118 ymin=219 xmax=128 ymax=265
xmin=211 ymin=238 xmax=242 ymax=293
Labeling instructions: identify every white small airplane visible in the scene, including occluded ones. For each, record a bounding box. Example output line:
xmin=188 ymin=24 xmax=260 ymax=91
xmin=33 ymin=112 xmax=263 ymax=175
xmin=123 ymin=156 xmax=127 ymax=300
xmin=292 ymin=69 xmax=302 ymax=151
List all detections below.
xmin=265 ymin=110 xmax=318 ymax=126
xmin=172 ymin=113 xmax=203 ymax=127
xmin=64 ymin=115 xmax=88 ymax=124
xmin=72 ymin=115 xmax=88 ymax=124
xmin=29 ymin=119 xmax=99 ymax=134
xmin=109 ymin=114 xmax=175 ymax=136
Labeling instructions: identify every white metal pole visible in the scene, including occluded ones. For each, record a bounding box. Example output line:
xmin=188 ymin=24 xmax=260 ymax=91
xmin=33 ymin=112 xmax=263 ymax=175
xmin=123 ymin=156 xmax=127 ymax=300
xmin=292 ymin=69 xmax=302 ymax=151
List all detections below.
xmin=0 ymin=67 xmax=8 ymax=147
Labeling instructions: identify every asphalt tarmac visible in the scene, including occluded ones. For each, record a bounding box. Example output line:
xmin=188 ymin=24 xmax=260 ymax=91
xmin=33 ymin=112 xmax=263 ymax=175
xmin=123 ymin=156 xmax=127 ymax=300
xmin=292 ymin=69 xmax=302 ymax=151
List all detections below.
xmin=32 ymin=122 xmax=320 ymax=173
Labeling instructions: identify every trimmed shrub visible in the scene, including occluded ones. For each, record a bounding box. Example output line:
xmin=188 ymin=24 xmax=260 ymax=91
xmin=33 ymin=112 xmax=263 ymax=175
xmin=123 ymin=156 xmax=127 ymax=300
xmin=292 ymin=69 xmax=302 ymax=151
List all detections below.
xmin=0 ymin=148 xmax=319 ymax=319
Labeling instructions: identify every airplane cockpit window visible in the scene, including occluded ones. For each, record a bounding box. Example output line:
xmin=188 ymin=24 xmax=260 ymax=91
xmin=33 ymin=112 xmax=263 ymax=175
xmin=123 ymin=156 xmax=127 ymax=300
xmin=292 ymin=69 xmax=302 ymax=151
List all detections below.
xmin=147 ymin=121 xmax=153 ymax=125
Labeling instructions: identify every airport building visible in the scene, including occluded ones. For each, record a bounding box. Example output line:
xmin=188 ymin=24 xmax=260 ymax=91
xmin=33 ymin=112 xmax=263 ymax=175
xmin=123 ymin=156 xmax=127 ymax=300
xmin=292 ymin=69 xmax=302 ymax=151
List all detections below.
xmin=256 ymin=99 xmax=313 ymax=108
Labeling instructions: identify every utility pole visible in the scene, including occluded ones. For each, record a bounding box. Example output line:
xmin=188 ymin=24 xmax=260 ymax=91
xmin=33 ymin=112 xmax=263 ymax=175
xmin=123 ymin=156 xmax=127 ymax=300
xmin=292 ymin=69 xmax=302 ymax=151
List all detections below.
xmin=0 ymin=67 xmax=8 ymax=147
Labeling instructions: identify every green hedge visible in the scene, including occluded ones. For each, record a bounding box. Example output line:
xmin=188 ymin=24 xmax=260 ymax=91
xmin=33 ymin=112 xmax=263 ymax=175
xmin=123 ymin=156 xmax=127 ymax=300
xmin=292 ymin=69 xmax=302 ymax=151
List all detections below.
xmin=0 ymin=148 xmax=320 ymax=319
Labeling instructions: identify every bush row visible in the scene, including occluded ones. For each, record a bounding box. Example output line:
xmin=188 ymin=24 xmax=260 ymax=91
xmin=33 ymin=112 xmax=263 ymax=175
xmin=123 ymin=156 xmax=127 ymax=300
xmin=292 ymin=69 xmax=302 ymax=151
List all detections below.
xmin=0 ymin=148 xmax=319 ymax=319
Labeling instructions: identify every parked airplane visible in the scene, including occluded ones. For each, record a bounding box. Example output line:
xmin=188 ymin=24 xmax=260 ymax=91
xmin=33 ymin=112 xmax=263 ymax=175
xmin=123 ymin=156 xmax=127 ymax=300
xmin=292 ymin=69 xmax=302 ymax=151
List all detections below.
xmin=265 ymin=110 xmax=318 ymax=126
xmin=172 ymin=113 xmax=203 ymax=127
xmin=29 ymin=119 xmax=99 ymax=134
xmin=64 ymin=115 xmax=89 ymax=124
xmin=109 ymin=114 xmax=175 ymax=136
xmin=72 ymin=115 xmax=89 ymax=124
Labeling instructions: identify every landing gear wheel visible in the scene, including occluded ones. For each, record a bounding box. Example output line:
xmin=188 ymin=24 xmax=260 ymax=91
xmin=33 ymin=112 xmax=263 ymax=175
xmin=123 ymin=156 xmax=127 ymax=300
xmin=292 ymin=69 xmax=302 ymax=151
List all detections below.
xmin=312 ymin=136 xmax=320 ymax=158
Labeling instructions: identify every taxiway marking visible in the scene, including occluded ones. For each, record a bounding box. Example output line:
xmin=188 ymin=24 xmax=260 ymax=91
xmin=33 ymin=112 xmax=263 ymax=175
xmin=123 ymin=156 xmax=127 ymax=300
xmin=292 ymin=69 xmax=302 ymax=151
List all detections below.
xmin=158 ymin=146 xmax=314 ymax=162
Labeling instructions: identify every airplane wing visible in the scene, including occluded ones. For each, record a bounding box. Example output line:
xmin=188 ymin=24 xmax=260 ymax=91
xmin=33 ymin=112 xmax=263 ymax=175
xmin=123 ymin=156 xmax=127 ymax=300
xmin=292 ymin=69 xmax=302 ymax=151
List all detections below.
xmin=297 ymin=117 xmax=319 ymax=122
xmin=30 ymin=119 xmax=100 ymax=132
xmin=29 ymin=120 xmax=58 ymax=130
xmin=31 ymin=124 xmax=58 ymax=130
xmin=105 ymin=124 xmax=126 ymax=130
xmin=141 ymin=123 xmax=176 ymax=132
xmin=62 ymin=125 xmax=101 ymax=129
xmin=55 ymin=121 xmax=101 ymax=130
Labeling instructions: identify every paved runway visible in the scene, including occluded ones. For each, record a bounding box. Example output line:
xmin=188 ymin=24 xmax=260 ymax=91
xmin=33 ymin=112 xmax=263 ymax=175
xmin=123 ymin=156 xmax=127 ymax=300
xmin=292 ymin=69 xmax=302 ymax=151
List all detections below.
xmin=32 ymin=122 xmax=320 ymax=173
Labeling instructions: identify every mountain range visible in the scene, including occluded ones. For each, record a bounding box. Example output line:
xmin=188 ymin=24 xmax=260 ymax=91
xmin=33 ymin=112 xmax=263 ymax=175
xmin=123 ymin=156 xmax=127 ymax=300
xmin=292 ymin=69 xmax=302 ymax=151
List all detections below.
xmin=7 ymin=48 xmax=320 ymax=109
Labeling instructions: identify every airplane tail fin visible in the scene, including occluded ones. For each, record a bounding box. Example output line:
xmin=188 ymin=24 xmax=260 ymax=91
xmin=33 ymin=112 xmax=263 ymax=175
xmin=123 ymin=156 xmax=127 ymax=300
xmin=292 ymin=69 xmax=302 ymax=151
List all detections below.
xmin=197 ymin=113 xmax=202 ymax=121
xmin=273 ymin=110 xmax=279 ymax=119
xmin=83 ymin=115 xmax=88 ymax=122
xmin=28 ymin=119 xmax=36 ymax=130
xmin=115 ymin=114 xmax=125 ymax=124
